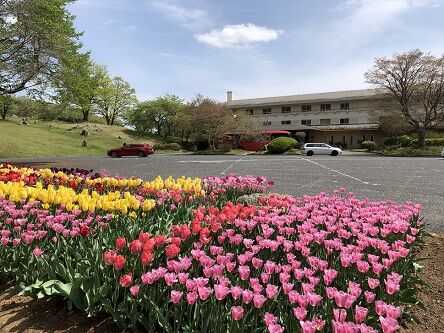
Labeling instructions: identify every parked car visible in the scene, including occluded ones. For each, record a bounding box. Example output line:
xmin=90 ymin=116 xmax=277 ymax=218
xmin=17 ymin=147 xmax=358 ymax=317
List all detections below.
xmin=302 ymin=143 xmax=342 ymax=156
xmin=107 ymin=143 xmax=154 ymax=158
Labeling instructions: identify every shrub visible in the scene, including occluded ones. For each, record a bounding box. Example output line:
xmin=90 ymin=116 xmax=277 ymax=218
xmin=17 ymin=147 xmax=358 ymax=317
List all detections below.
xmin=383 ymin=137 xmax=398 ymax=147
xmin=153 ymin=143 xmax=181 ymax=151
xmin=266 ymin=137 xmax=297 ymax=154
xmin=361 ymin=140 xmax=378 ymax=151
xmin=180 ymin=141 xmax=196 ymax=151
xmin=425 ymin=137 xmax=444 ymax=146
xmin=398 ymin=135 xmax=413 ymax=147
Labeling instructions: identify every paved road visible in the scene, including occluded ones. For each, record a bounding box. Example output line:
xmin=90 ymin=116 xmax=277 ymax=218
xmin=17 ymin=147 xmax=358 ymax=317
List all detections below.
xmin=4 ymin=153 xmax=444 ymax=232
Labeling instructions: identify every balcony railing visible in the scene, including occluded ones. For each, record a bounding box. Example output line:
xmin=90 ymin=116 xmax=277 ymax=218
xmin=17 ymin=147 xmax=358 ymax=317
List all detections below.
xmin=252 ymin=108 xmax=376 ymax=117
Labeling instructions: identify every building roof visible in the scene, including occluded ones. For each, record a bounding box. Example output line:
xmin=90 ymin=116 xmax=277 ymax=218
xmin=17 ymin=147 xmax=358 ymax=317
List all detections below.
xmin=226 ymin=88 xmax=387 ymax=108
xmin=310 ymin=124 xmax=380 ymax=131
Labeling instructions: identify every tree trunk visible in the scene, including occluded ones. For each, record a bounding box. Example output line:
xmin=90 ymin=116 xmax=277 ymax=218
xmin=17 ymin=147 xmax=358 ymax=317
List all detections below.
xmin=1 ymin=108 xmax=6 ymax=120
xmin=417 ymin=128 xmax=426 ymax=147
xmin=82 ymin=108 xmax=89 ymax=122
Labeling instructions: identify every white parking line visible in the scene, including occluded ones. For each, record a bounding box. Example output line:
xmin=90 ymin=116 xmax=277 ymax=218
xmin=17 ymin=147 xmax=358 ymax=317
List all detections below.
xmin=221 ymin=157 xmax=246 ymax=175
xmin=301 ymin=158 xmax=371 ymax=185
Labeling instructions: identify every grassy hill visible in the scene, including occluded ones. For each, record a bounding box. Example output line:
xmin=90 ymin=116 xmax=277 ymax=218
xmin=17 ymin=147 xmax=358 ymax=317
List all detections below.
xmin=0 ymin=118 xmax=161 ymax=158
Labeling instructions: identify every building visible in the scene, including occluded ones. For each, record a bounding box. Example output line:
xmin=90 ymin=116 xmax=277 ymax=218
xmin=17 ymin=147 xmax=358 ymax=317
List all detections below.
xmin=225 ymin=89 xmax=388 ymax=148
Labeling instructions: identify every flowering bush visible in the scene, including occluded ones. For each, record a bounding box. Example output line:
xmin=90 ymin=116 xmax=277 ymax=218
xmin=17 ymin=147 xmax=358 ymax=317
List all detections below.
xmin=0 ymin=164 xmax=425 ymax=333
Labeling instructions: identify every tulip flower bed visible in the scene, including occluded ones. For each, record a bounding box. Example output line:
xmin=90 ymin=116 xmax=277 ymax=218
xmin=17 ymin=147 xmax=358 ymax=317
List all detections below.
xmin=0 ymin=164 xmax=425 ymax=333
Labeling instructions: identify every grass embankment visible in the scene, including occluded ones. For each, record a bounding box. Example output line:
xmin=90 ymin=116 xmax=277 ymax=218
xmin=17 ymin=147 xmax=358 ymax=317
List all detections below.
xmin=0 ymin=118 xmax=162 ymax=158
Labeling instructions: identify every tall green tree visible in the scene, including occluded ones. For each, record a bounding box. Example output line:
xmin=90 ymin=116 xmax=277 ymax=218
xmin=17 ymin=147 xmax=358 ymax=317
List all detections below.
xmin=56 ymin=56 xmax=106 ymax=121
xmin=0 ymin=93 xmax=13 ymax=119
xmin=0 ymin=0 xmax=81 ymax=95
xmin=128 ymin=95 xmax=184 ymax=136
xmin=94 ymin=76 xmax=137 ymax=126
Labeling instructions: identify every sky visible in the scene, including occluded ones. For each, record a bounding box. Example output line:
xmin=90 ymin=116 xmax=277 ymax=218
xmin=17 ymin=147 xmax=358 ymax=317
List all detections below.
xmin=69 ymin=0 xmax=444 ymax=102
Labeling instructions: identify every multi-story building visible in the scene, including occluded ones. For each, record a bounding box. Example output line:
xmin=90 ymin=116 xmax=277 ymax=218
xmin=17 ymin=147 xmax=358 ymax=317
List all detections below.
xmin=225 ymin=89 xmax=388 ymax=148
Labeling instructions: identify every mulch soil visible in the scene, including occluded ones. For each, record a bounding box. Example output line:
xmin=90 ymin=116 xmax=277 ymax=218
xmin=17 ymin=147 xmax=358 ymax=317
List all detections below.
xmin=0 ymin=234 xmax=443 ymax=333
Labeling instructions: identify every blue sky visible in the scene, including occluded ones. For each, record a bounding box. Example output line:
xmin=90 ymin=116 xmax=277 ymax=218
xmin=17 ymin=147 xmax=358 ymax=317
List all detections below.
xmin=69 ymin=0 xmax=444 ymax=102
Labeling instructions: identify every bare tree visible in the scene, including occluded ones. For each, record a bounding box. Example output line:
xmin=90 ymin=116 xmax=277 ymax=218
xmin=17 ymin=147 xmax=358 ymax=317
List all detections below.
xmin=365 ymin=49 xmax=444 ymax=146
xmin=188 ymin=96 xmax=239 ymax=149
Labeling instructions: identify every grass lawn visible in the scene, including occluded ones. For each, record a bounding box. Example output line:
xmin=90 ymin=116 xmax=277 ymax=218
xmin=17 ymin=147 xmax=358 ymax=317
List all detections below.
xmin=380 ymin=146 xmax=442 ymax=157
xmin=0 ymin=118 xmax=161 ymax=158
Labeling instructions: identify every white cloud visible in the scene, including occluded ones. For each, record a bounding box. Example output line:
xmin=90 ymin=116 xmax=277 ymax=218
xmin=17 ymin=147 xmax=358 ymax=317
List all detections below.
xmin=195 ymin=24 xmax=283 ymax=49
xmin=121 ymin=25 xmax=138 ymax=32
xmin=148 ymin=0 xmax=213 ymax=31
xmin=328 ymin=0 xmax=442 ymax=44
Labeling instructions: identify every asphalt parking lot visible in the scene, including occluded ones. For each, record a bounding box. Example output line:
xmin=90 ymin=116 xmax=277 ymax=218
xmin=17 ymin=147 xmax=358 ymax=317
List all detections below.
xmin=4 ymin=153 xmax=444 ymax=232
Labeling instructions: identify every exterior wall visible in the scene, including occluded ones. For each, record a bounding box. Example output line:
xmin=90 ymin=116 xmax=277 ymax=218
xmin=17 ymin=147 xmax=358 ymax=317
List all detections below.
xmin=241 ymin=98 xmax=380 ymax=131
xmin=310 ymin=130 xmax=383 ymax=148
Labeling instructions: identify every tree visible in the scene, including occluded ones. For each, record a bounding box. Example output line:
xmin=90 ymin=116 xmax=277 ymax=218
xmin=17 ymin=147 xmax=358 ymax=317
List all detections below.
xmin=94 ymin=76 xmax=137 ymax=125
xmin=0 ymin=0 xmax=81 ymax=95
xmin=128 ymin=95 xmax=184 ymax=136
xmin=55 ymin=55 xmax=105 ymax=121
xmin=0 ymin=93 xmax=13 ymax=119
xmin=187 ymin=96 xmax=240 ymax=149
xmin=229 ymin=111 xmax=258 ymax=149
xmin=365 ymin=49 xmax=444 ymax=146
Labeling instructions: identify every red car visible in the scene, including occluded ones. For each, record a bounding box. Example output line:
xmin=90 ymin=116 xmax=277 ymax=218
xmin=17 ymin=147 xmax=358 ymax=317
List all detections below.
xmin=107 ymin=143 xmax=154 ymax=158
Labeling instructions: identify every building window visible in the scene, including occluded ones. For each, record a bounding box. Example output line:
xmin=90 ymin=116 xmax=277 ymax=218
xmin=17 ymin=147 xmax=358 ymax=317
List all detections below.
xmin=262 ymin=108 xmax=272 ymax=115
xmin=320 ymin=118 xmax=331 ymax=125
xmin=281 ymin=106 xmax=291 ymax=113
xmin=330 ymin=135 xmax=334 ymax=143
xmin=320 ymin=103 xmax=331 ymax=111
xmin=281 ymin=120 xmax=291 ymax=125
xmin=301 ymin=119 xmax=312 ymax=126
xmin=340 ymin=118 xmax=350 ymax=124
xmin=263 ymin=121 xmax=271 ymax=126
xmin=363 ymin=134 xmax=366 ymax=141
xmin=247 ymin=109 xmax=254 ymax=115
xmin=340 ymin=102 xmax=350 ymax=110
xmin=301 ymin=105 xmax=312 ymax=112
xmin=370 ymin=134 xmax=374 ymax=141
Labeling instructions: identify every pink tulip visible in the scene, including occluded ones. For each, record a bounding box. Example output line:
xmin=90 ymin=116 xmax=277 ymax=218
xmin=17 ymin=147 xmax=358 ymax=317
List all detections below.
xmin=300 ymin=320 xmax=317 ymax=333
xmin=253 ymin=294 xmax=266 ymax=308
xmin=368 ymin=277 xmax=380 ymax=289
xmin=265 ymin=284 xmax=279 ymax=299
xmin=379 ymin=316 xmax=400 ymax=333
xmin=293 ymin=307 xmax=307 ymax=320
xmin=170 ymin=290 xmax=183 ymax=304
xmin=231 ymin=306 xmax=244 ymax=321
xmin=130 ymin=285 xmax=139 ymax=296
xmin=186 ymin=291 xmax=198 ymax=305
xmin=267 ymin=324 xmax=284 ymax=333
xmin=364 ymin=291 xmax=376 ymax=303
xmin=264 ymin=312 xmax=277 ymax=326
xmin=231 ymin=286 xmax=243 ymax=300
xmin=198 ymin=286 xmax=212 ymax=300
xmin=333 ymin=308 xmax=347 ymax=322
xmin=32 ymin=247 xmax=43 ymax=257
xmin=354 ymin=305 xmax=368 ymax=323
xmin=242 ymin=289 xmax=254 ymax=304
xmin=214 ymin=284 xmax=230 ymax=300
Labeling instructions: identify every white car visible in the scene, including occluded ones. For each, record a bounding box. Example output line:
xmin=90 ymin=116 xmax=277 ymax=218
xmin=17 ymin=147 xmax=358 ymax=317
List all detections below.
xmin=302 ymin=143 xmax=342 ymax=156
